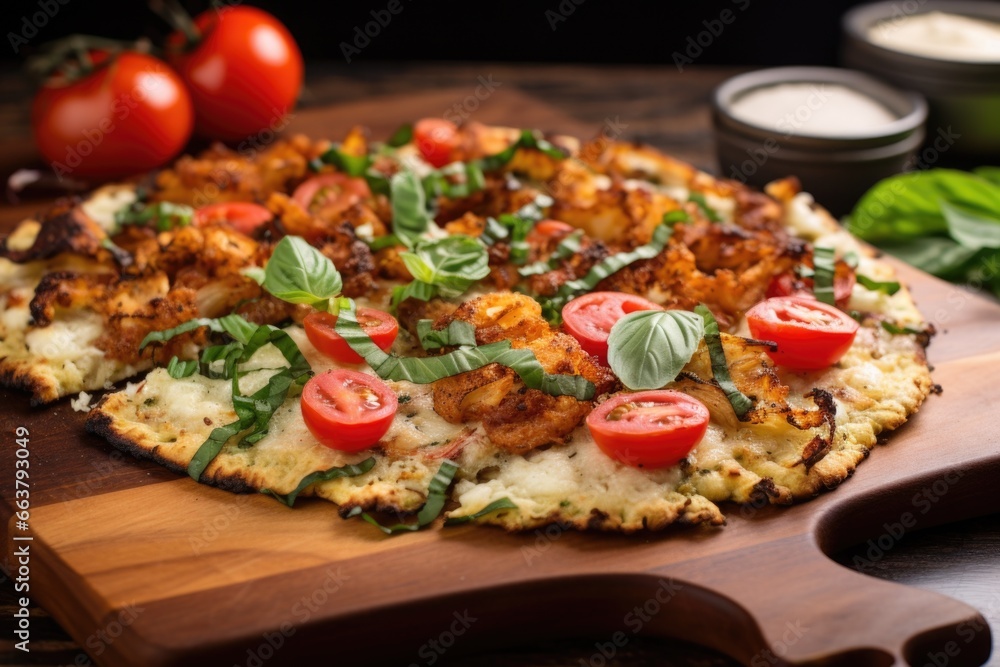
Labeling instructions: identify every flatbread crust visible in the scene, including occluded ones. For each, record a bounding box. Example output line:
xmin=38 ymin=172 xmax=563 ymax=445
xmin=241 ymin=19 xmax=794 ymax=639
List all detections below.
xmin=1 ymin=127 xmax=934 ymax=532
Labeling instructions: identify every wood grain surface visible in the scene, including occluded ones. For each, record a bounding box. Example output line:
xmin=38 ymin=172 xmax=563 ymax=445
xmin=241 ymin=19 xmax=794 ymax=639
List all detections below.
xmin=1 ymin=70 xmax=999 ymax=667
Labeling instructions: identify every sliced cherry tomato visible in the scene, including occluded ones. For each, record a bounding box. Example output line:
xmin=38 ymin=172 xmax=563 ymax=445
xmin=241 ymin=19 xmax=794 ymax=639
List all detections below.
xmin=166 ymin=6 xmax=303 ymax=142
xmin=414 ymin=118 xmax=458 ymax=168
xmin=194 ymin=202 xmax=272 ymax=235
xmin=527 ymin=219 xmax=574 ymax=246
xmin=746 ymin=295 xmax=859 ymax=371
xmin=562 ymin=292 xmax=663 ymax=365
xmin=292 ymin=174 xmax=371 ymax=214
xmin=766 ymin=268 xmax=856 ymax=308
xmin=587 ymin=390 xmax=710 ymax=468
xmin=301 ymin=369 xmax=397 ymax=452
xmin=32 ymin=51 xmax=193 ymax=179
xmin=304 ymin=308 xmax=398 ymax=365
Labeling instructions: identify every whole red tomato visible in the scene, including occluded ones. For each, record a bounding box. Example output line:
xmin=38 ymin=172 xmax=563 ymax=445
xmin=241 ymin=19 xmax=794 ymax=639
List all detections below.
xmin=166 ymin=6 xmax=303 ymax=143
xmin=31 ymin=51 xmax=193 ymax=179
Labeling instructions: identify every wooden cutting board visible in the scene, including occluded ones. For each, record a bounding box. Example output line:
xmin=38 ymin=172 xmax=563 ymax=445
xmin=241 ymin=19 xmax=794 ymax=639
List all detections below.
xmin=2 ymin=88 xmax=1000 ymax=667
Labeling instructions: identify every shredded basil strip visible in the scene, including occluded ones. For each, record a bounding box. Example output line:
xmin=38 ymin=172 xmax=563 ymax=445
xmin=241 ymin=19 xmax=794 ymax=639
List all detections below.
xmin=663 ymin=209 xmax=692 ymax=226
xmin=519 ymin=229 xmax=584 ymax=277
xmin=539 ymin=223 xmax=673 ymax=324
xmin=695 ymin=304 xmax=753 ymax=419
xmin=312 ymin=147 xmax=370 ymax=177
xmin=417 ymin=319 xmax=478 ymax=350
xmin=688 ymin=192 xmax=721 ymax=222
xmin=476 ymin=129 xmax=568 ymax=172
xmin=812 ymin=246 xmax=837 ymax=306
xmin=386 ymin=123 xmax=413 ymax=148
xmin=607 ymin=309 xmax=704 ymax=390
xmin=346 ymin=460 xmax=459 ymax=534
xmin=882 ymin=321 xmax=924 ymax=335
xmin=114 ymin=201 xmax=194 ymax=233
xmin=479 ymin=194 xmax=553 ymax=265
xmin=424 ymin=162 xmax=486 ymax=200
xmin=200 ymin=342 xmax=244 ymax=380
xmin=139 ymin=313 xmax=259 ymax=351
xmin=444 ymin=498 xmax=519 ymax=526
xmin=262 ymin=458 xmax=377 ymax=507
xmin=337 ymin=305 xmax=594 ymax=399
xmin=166 ymin=356 xmax=198 ymax=379
xmin=244 ymin=236 xmax=343 ymax=310
xmin=186 ymin=324 xmax=313 ymax=481
xmin=856 ymin=274 xmax=901 ymax=296
xmin=391 ymin=170 xmax=434 ymax=249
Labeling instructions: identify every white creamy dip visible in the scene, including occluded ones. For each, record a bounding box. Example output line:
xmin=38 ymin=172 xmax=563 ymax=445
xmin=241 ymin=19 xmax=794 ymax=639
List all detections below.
xmin=729 ymin=83 xmax=898 ymax=137
xmin=867 ymin=11 xmax=1000 ymax=62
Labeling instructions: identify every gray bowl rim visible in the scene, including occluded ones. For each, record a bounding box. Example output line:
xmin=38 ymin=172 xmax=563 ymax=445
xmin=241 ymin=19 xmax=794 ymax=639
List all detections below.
xmin=713 ymin=66 xmax=928 ymax=145
xmin=843 ymin=0 xmax=1000 ymax=71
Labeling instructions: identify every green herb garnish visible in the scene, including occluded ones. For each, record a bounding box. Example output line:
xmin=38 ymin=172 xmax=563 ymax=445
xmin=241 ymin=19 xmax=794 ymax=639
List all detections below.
xmin=477 ymin=129 xmax=567 ymax=172
xmin=346 ymin=460 xmax=458 ymax=534
xmin=444 ymin=498 xmax=518 ymax=526
xmin=688 ymin=192 xmax=721 ymax=222
xmin=417 ymin=319 xmax=478 ymax=351
xmin=114 ymin=201 xmax=194 ymax=233
xmin=262 ymin=458 xmax=377 ymax=507
xmin=244 ymin=236 xmax=342 ymax=311
xmin=812 ymin=246 xmax=837 ymax=306
xmin=695 ymin=304 xmax=752 ymax=419
xmin=606 ymin=309 xmax=703 ymax=390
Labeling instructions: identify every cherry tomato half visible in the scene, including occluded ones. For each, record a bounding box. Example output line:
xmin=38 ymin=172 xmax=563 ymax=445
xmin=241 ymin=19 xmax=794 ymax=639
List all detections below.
xmin=562 ymin=292 xmax=663 ymax=365
xmin=194 ymin=202 xmax=272 ymax=235
xmin=304 ymin=308 xmax=398 ymax=365
xmin=414 ymin=118 xmax=458 ymax=168
xmin=292 ymin=174 xmax=371 ymax=215
xmin=32 ymin=51 xmax=193 ymax=179
xmin=746 ymin=296 xmax=859 ymax=371
xmin=167 ymin=6 xmax=303 ymax=142
xmin=301 ymin=369 xmax=397 ymax=452
xmin=586 ymin=390 xmax=710 ymax=468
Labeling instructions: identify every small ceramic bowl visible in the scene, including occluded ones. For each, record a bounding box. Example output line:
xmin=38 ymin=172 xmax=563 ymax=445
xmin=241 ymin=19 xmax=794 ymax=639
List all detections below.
xmin=842 ymin=1 xmax=1000 ymax=161
xmin=712 ymin=66 xmax=927 ymax=216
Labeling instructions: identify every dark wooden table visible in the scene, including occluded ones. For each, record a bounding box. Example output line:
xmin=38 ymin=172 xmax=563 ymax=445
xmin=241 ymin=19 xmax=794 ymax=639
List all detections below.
xmin=0 ymin=61 xmax=997 ymax=667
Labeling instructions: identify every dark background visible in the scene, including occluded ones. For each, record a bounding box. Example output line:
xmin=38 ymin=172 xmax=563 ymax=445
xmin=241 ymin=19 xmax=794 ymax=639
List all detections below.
xmin=2 ymin=0 xmax=867 ymax=66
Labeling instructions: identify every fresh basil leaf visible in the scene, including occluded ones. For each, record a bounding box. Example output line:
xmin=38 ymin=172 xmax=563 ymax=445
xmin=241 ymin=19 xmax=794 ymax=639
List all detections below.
xmin=688 ymin=192 xmax=721 ymax=222
xmin=607 ymin=309 xmax=704 ymax=390
xmin=424 ymin=162 xmax=487 ymax=200
xmin=444 ymin=498 xmax=518 ymax=526
xmin=249 ymin=236 xmax=343 ymax=308
xmin=200 ymin=342 xmax=244 ymax=379
xmin=386 ymin=123 xmax=413 ymax=148
xmin=881 ymin=237 xmax=981 ymax=279
xmin=262 ymin=457 xmax=376 ymax=507
xmin=114 ymin=201 xmax=194 ymax=233
xmin=313 ymin=147 xmax=370 ymax=177
xmin=974 ymin=166 xmax=1000 ymax=188
xmin=855 ymin=274 xmax=901 ymax=296
xmin=942 ymin=200 xmax=1000 ymax=251
xmin=663 ymin=210 xmax=691 ymax=226
xmin=477 ymin=129 xmax=568 ymax=172
xmin=417 ymin=319 xmax=478 ymax=350
xmin=336 ymin=305 xmax=594 ymax=399
xmin=366 ymin=234 xmax=402 ymax=251
xmin=391 ymin=170 xmax=434 ymax=249
xmin=141 ymin=318 xmax=222 ymax=350
xmin=695 ymin=305 xmax=752 ymax=419
xmin=166 ymin=356 xmax=198 ymax=379
xmin=812 ymin=246 xmax=837 ymax=306
xmin=847 ymin=169 xmax=1000 ymax=243
xmin=539 ymin=223 xmax=673 ymax=324
xmin=519 ymin=230 xmax=584 ymax=277
xmin=391 ymin=279 xmax=439 ymax=308
xmin=364 ymin=168 xmax=392 ymax=197
xmin=398 ymin=236 xmax=490 ymax=298
xmin=347 ymin=460 xmax=459 ymax=534
xmin=188 ymin=409 xmax=246 ymax=481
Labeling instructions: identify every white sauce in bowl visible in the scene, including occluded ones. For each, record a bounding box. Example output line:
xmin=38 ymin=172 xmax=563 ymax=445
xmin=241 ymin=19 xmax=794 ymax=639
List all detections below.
xmin=867 ymin=11 xmax=1000 ymax=62
xmin=728 ymin=83 xmax=898 ymax=137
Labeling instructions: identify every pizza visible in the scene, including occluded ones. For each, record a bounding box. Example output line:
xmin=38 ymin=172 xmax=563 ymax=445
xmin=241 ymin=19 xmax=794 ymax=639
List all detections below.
xmin=0 ymin=120 xmax=934 ymax=532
